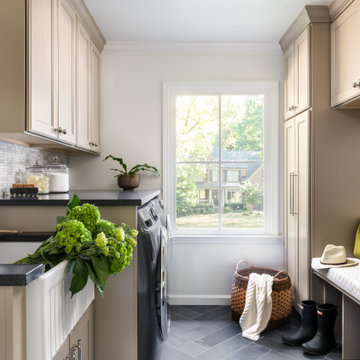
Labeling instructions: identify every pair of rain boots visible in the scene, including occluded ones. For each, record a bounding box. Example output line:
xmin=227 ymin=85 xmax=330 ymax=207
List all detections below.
xmin=282 ymin=300 xmax=338 ymax=356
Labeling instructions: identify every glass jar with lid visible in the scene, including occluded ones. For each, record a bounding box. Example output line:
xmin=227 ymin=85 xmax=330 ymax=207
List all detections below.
xmin=46 ymin=163 xmax=69 ymax=193
xmin=26 ymin=164 xmax=50 ymax=194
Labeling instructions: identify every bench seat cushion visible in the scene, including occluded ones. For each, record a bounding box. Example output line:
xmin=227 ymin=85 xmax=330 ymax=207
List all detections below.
xmin=312 ymin=258 xmax=360 ymax=301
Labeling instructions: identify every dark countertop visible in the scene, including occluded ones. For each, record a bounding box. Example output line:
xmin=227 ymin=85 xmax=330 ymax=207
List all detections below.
xmin=0 ymin=232 xmax=51 ymax=242
xmin=0 ymin=264 xmax=44 ymax=286
xmin=0 ymin=189 xmax=160 ymax=206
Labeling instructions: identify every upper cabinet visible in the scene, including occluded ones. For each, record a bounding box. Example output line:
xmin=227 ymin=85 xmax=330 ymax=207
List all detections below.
xmin=0 ymin=0 xmax=105 ymax=153
xmin=284 ymin=26 xmax=310 ymax=120
xmin=331 ymin=0 xmax=360 ymax=108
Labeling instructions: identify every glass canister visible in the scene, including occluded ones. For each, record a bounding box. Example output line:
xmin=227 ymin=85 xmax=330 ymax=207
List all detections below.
xmin=46 ymin=163 xmax=69 ymax=193
xmin=26 ymin=164 xmax=50 ymax=194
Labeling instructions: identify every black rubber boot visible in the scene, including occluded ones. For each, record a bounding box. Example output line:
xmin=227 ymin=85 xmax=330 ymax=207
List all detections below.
xmin=282 ymin=300 xmax=318 ymax=346
xmin=301 ymin=304 xmax=338 ymax=356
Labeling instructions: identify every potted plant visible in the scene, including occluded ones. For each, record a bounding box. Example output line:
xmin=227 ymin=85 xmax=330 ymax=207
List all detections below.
xmin=104 ymin=155 xmax=160 ymax=190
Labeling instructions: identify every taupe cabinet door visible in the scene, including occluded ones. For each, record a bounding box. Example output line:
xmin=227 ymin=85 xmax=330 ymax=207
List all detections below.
xmin=56 ymin=0 xmax=76 ymax=144
xmin=76 ymin=19 xmax=91 ymax=150
xmin=284 ymin=44 xmax=295 ymax=120
xmin=331 ymin=0 xmax=360 ymax=107
xmin=28 ymin=0 xmax=55 ymax=138
xmin=69 ymin=304 xmax=94 ymax=360
xmin=52 ymin=303 xmax=94 ymax=360
xmin=284 ymin=27 xmax=310 ymax=120
xmin=284 ymin=111 xmax=310 ymax=305
xmin=89 ymin=42 xmax=101 ymax=152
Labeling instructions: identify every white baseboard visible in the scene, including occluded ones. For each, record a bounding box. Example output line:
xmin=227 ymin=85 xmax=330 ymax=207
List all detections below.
xmin=167 ymin=294 xmax=231 ymax=306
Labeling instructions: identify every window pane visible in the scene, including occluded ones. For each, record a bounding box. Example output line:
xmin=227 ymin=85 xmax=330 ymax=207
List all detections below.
xmin=221 ymin=163 xmax=264 ymax=229
xmin=176 ymin=163 xmax=219 ymax=229
xmin=221 ymin=95 xmax=264 ymax=161
xmin=176 ymin=95 xmax=219 ymax=161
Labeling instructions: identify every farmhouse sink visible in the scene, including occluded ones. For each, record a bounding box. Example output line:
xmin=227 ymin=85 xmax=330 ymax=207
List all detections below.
xmin=26 ymin=261 xmax=94 ymax=359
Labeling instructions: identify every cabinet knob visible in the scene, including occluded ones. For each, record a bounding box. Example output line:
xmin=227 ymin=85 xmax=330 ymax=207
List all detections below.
xmin=353 ymin=81 xmax=360 ymax=88
xmin=62 ymin=128 xmax=67 ymax=135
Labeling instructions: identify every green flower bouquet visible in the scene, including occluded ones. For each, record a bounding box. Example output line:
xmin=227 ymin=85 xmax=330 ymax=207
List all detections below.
xmin=16 ymin=195 xmax=137 ymax=297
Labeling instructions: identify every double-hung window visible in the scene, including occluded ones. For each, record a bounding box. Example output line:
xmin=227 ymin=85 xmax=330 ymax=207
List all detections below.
xmin=163 ymin=82 xmax=279 ymax=236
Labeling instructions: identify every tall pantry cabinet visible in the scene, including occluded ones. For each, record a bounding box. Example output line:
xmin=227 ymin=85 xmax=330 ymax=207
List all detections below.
xmin=281 ymin=5 xmax=360 ymax=307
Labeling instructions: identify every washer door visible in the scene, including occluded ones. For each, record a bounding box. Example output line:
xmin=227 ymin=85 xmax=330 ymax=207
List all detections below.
xmin=155 ymin=227 xmax=170 ymax=340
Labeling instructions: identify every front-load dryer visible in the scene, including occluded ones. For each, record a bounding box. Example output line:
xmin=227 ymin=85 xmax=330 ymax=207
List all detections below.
xmin=137 ymin=199 xmax=170 ymax=360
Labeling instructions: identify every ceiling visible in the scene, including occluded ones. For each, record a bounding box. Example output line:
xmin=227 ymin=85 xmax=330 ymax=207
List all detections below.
xmin=84 ymin=0 xmax=332 ymax=43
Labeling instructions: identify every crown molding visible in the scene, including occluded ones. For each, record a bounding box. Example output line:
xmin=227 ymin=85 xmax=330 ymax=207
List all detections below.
xmin=103 ymin=41 xmax=282 ymax=55
xmin=70 ymin=0 xmax=106 ymax=52
xmin=279 ymin=5 xmax=331 ymax=53
xmin=329 ymin=0 xmax=354 ymax=20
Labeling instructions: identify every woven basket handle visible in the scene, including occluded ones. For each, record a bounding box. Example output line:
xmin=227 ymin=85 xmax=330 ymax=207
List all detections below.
xmin=236 ymin=260 xmax=252 ymax=271
xmin=273 ymin=270 xmax=287 ymax=281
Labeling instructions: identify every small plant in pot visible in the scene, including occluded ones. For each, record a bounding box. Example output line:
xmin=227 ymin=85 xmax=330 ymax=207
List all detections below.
xmin=104 ymin=155 xmax=160 ymax=191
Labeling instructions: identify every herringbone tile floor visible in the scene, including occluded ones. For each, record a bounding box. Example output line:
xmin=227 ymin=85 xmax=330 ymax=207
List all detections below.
xmin=161 ymin=306 xmax=341 ymax=360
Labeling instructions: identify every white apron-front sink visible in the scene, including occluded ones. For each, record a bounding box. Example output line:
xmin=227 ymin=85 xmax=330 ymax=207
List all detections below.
xmin=26 ymin=261 xmax=94 ymax=360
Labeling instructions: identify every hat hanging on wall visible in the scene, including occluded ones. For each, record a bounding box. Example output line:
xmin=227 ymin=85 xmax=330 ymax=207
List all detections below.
xmin=312 ymin=244 xmax=358 ymax=270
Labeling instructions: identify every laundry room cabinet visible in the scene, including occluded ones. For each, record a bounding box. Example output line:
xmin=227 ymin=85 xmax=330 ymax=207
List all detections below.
xmin=281 ymin=5 xmax=360 ymax=310
xmin=331 ymin=0 xmax=360 ymax=107
xmin=284 ymin=112 xmax=310 ymax=305
xmin=53 ymin=303 xmax=94 ymax=360
xmin=0 ymin=0 xmax=105 ymax=152
xmin=284 ymin=26 xmax=310 ymax=120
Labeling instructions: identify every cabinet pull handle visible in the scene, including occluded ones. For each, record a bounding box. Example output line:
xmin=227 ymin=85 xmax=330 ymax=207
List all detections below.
xmin=77 ymin=339 xmax=82 ymax=360
xmin=61 ymin=128 xmax=67 ymax=135
xmin=289 ymin=172 xmax=294 ymax=215
xmin=353 ymin=81 xmax=360 ymax=88
xmin=292 ymin=173 xmax=298 ymax=215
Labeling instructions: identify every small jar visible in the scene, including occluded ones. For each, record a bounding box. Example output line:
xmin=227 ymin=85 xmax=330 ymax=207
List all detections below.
xmin=47 ymin=164 xmax=69 ymax=193
xmin=26 ymin=165 xmax=50 ymax=194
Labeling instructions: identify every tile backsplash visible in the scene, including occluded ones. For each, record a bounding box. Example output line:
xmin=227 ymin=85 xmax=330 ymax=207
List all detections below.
xmin=0 ymin=140 xmax=69 ymax=194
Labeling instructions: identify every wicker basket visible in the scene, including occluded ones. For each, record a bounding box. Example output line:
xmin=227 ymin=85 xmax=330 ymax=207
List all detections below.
xmin=231 ymin=260 xmax=292 ymax=331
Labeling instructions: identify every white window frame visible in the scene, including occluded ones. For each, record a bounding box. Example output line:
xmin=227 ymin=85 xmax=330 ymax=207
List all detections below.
xmin=163 ymin=81 xmax=279 ymax=236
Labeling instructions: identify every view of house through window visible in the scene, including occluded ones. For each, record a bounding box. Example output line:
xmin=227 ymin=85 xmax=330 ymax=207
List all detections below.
xmin=175 ymin=94 xmax=264 ymax=229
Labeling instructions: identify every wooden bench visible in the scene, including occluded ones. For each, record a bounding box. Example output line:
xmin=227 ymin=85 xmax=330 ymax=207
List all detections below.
xmin=312 ymin=258 xmax=360 ymax=360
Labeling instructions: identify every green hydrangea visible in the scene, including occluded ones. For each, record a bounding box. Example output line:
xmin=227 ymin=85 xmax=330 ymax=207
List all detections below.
xmin=56 ymin=220 xmax=92 ymax=254
xmin=68 ymin=203 xmax=101 ymax=232
xmin=115 ymin=227 xmax=125 ymax=242
xmin=95 ymin=232 xmax=109 ymax=256
xmin=95 ymin=219 xmax=116 ymax=238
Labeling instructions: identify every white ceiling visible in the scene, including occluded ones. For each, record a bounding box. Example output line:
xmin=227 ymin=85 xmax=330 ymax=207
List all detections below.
xmin=84 ymin=0 xmax=332 ymax=43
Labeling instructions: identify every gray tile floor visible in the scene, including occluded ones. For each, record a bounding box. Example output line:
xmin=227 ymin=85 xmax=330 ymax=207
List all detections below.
xmin=161 ymin=306 xmax=341 ymax=360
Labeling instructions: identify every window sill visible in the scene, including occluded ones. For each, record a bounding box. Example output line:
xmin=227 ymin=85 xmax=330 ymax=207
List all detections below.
xmin=171 ymin=234 xmax=283 ymax=245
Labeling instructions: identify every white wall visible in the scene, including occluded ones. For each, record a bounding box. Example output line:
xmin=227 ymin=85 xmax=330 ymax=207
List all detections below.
xmin=70 ymin=45 xmax=285 ymax=304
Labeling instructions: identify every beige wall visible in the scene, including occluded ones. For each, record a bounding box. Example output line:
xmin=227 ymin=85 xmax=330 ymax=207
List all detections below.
xmin=70 ymin=50 xmax=284 ymax=190
xmin=69 ymin=49 xmax=285 ymax=303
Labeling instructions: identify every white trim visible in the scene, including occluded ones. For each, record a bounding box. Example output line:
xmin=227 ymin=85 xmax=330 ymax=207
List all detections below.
xmin=103 ymin=41 xmax=281 ymax=55
xmin=167 ymin=294 xmax=231 ymax=306
xmin=163 ymin=81 xmax=280 ymax=237
xmin=171 ymin=235 xmax=283 ymax=245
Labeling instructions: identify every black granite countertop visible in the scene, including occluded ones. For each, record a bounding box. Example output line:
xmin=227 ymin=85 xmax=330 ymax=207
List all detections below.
xmin=0 ymin=264 xmax=44 ymax=286
xmin=0 ymin=190 xmax=160 ymax=206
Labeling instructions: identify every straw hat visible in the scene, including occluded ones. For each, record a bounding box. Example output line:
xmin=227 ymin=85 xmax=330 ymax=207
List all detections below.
xmin=312 ymin=244 xmax=358 ymax=270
